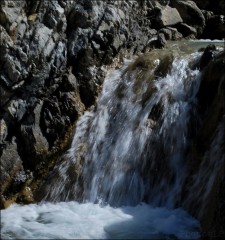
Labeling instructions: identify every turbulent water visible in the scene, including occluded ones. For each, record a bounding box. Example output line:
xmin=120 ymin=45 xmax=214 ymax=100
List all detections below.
xmin=1 ymin=202 xmax=200 ymax=239
xmin=43 ymin=50 xmax=201 ymax=207
xmin=1 ymin=48 xmax=204 ymax=239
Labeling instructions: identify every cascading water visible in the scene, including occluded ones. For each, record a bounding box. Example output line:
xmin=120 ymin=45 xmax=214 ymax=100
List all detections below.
xmin=1 ymin=48 xmax=205 ymax=239
xmin=43 ymin=49 xmax=201 ymax=209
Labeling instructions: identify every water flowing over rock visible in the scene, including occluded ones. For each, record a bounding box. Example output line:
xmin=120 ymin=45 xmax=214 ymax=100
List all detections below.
xmin=0 ymin=0 xmax=225 ymax=238
xmin=0 ymin=1 xmax=167 ymax=205
xmin=40 ymin=49 xmax=201 ymax=205
xmin=35 ymin=44 xmax=225 ymax=238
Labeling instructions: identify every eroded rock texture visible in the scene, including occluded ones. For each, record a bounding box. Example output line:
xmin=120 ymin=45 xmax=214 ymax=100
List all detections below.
xmin=0 ymin=0 xmax=176 ymax=207
xmin=181 ymin=48 xmax=225 ymax=239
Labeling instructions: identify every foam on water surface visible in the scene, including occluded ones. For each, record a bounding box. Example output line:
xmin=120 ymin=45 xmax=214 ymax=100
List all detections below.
xmin=1 ymin=201 xmax=200 ymax=239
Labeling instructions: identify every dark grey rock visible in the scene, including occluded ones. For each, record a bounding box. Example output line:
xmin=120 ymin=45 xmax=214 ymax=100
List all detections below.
xmin=69 ymin=4 xmax=91 ymax=29
xmin=157 ymin=33 xmax=167 ymax=48
xmin=61 ymin=68 xmax=78 ymax=92
xmin=197 ymin=50 xmax=225 ymax=108
xmin=7 ymin=99 xmax=27 ymax=122
xmin=0 ymin=137 xmax=23 ymax=194
xmin=25 ymin=62 xmax=51 ymax=93
xmin=183 ymin=49 xmax=225 ymax=237
xmin=20 ymin=101 xmax=49 ymax=167
xmin=0 ymin=119 xmax=8 ymax=145
xmin=199 ymin=44 xmax=217 ymax=70
xmin=4 ymin=58 xmax=21 ymax=84
xmin=202 ymin=15 xmax=225 ymax=39
xmin=170 ymin=0 xmax=205 ymax=36
xmin=16 ymin=47 xmax=28 ymax=63
xmin=68 ymin=28 xmax=91 ymax=60
xmin=192 ymin=0 xmax=225 ymax=15
xmin=149 ymin=33 xmax=167 ymax=49
xmin=0 ymin=4 xmax=22 ymax=31
xmin=43 ymin=1 xmax=64 ymax=29
xmin=175 ymin=23 xmax=197 ymax=38
xmin=159 ymin=27 xmax=183 ymax=40
xmin=154 ymin=3 xmax=183 ymax=28
xmin=201 ymin=10 xmax=214 ymax=21
xmin=28 ymin=23 xmax=53 ymax=57
xmin=59 ymin=92 xmax=82 ymax=121
xmin=0 ymin=26 xmax=14 ymax=47
xmin=16 ymin=19 xmax=27 ymax=40
xmin=0 ymin=85 xmax=14 ymax=107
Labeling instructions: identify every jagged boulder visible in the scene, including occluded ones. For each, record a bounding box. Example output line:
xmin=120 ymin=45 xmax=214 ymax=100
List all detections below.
xmin=175 ymin=23 xmax=197 ymax=38
xmin=170 ymin=0 xmax=205 ymax=36
xmin=159 ymin=27 xmax=183 ymax=40
xmin=153 ymin=3 xmax=183 ymax=28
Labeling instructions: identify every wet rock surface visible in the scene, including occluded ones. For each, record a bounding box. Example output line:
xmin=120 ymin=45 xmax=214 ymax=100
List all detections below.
xmin=0 ymin=0 xmax=183 ymax=205
xmin=181 ymin=47 xmax=225 ymax=239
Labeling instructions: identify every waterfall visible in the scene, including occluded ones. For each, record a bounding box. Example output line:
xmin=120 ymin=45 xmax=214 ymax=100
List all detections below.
xmin=1 ymin=48 xmax=207 ymax=240
xmin=43 ymin=49 xmax=202 ymax=208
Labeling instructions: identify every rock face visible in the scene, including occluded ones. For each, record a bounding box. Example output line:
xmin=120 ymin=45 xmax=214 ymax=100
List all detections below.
xmin=181 ymin=47 xmax=225 ymax=238
xmin=0 ymin=138 xmax=23 ymax=195
xmin=0 ymin=0 xmax=174 ymax=207
xmin=155 ymin=4 xmax=183 ymax=28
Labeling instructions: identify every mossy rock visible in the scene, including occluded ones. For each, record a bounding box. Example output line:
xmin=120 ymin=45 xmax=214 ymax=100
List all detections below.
xmin=122 ymin=50 xmax=176 ymax=106
xmin=126 ymin=50 xmax=175 ymax=77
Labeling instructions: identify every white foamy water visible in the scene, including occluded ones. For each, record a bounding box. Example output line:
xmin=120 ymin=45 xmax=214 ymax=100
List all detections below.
xmin=42 ymin=51 xmax=201 ymax=208
xmin=1 ymin=201 xmax=200 ymax=239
